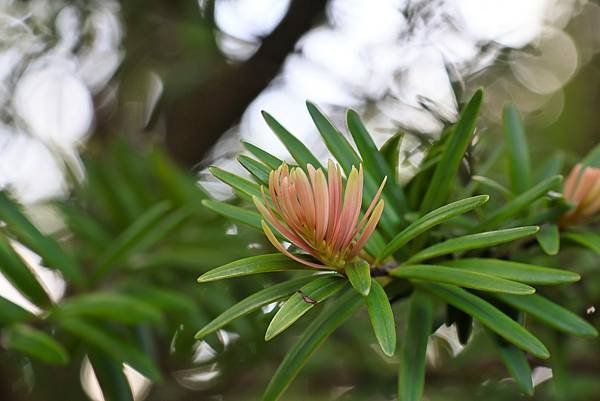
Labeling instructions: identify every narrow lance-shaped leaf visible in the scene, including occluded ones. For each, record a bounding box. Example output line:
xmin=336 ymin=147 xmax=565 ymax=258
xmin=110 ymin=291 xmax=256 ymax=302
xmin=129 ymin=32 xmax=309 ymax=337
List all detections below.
xmin=494 ymin=293 xmax=598 ymax=337
xmin=0 ymin=236 xmax=50 ymax=306
xmin=262 ymin=289 xmax=362 ymax=401
xmin=198 ymin=254 xmax=311 ymax=283
xmin=195 ymin=274 xmax=320 ymax=339
xmin=202 ymin=199 xmax=262 ymax=231
xmin=503 ymin=103 xmax=532 ymax=194
xmin=420 ymin=89 xmax=483 ymax=212
xmin=5 ymin=324 xmax=69 ymax=365
xmin=265 ymin=276 xmax=346 ymax=340
xmin=419 ymin=283 xmax=549 ymax=358
xmin=87 ymin=351 xmax=134 ymax=401
xmin=563 ymin=231 xmax=600 ymax=254
xmin=0 ymin=296 xmax=34 ymax=324
xmin=406 ymin=226 xmax=539 ymax=264
xmin=347 ymin=109 xmax=408 ymax=211
xmin=378 ymin=195 xmax=489 ymax=260
xmin=536 ymin=223 xmax=560 ymax=255
xmin=0 ymin=191 xmax=82 ymax=283
xmin=243 ymin=141 xmax=285 ymax=170
xmin=442 ymin=258 xmax=580 ymax=285
xmin=492 ymin=335 xmax=534 ymax=396
xmin=238 ymin=155 xmax=271 ymax=184
xmin=209 ymin=166 xmax=263 ymax=200
xmin=390 ymin=265 xmax=535 ymax=294
xmin=365 ymin=280 xmax=396 ymax=357
xmin=345 ymin=260 xmax=371 ymax=296
xmin=477 ymin=175 xmax=562 ymax=230
xmin=471 ymin=176 xmax=512 ymax=199
xmin=399 ymin=290 xmax=433 ymax=401
xmin=262 ymin=111 xmax=323 ymax=169
xmin=379 ymin=133 xmax=403 ymax=184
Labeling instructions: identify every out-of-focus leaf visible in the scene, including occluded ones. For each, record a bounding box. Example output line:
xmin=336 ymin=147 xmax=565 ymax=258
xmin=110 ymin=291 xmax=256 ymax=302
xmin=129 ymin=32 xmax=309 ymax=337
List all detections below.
xmin=88 ymin=351 xmax=134 ymax=401
xmin=379 ymin=133 xmax=403 ymax=184
xmin=345 ymin=260 xmax=371 ymax=296
xmin=581 ymin=143 xmax=600 ymax=169
xmin=196 ymin=275 xmax=319 ymax=339
xmin=0 ymin=236 xmax=50 ymax=306
xmin=378 ymin=195 xmax=489 ymax=260
xmin=398 ymin=290 xmax=432 ymax=401
xmin=495 ymin=293 xmax=598 ymax=337
xmin=262 ymin=289 xmax=362 ymax=401
xmin=5 ymin=324 xmax=69 ymax=365
xmin=471 ymin=176 xmax=512 ymax=199
xmin=0 ymin=191 xmax=82 ymax=283
xmin=243 ymin=141 xmax=285 ymax=170
xmin=209 ymin=166 xmax=263 ymax=200
xmin=265 ymin=276 xmax=346 ymax=340
xmin=347 ymin=109 xmax=407 ymax=211
xmin=537 ymin=224 xmax=560 ymax=255
xmin=202 ymin=200 xmax=262 ymax=231
xmin=262 ymin=111 xmax=323 ymax=169
xmin=391 ymin=265 xmax=534 ymax=294
xmin=534 ymin=151 xmax=564 ymax=184
xmin=119 ymin=284 xmax=197 ymax=315
xmin=0 ymin=296 xmax=34 ymax=324
xmin=443 ymin=258 xmax=579 ymax=285
xmin=419 ymin=283 xmax=549 ymax=358
xmin=238 ymin=155 xmax=271 ymax=184
xmin=198 ymin=254 xmax=312 ymax=283
xmin=57 ymin=317 xmax=162 ymax=381
xmin=93 ymin=201 xmax=172 ymax=280
xmin=149 ymin=148 xmax=207 ymax=204
xmin=478 ymin=175 xmax=562 ymax=230
xmin=55 ymin=201 xmax=111 ymax=249
xmin=503 ymin=104 xmax=531 ymax=194
xmin=493 ymin=336 xmax=534 ymax=396
xmin=365 ymin=281 xmax=396 ymax=356
xmin=407 ymin=226 xmax=539 ymax=264
xmin=420 ymin=89 xmax=482 ymax=212
xmin=563 ymin=231 xmax=600 ymax=254
xmin=54 ymin=293 xmax=162 ymax=325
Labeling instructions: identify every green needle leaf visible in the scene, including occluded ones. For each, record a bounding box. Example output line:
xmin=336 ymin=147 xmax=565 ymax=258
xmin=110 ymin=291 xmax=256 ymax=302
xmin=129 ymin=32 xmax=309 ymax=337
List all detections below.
xmin=379 ymin=133 xmax=403 ymax=184
xmin=365 ymin=281 xmax=396 ymax=356
xmin=442 ymin=258 xmax=580 ymax=285
xmin=492 ymin=336 xmax=534 ymax=396
xmin=209 ymin=166 xmax=263 ymax=199
xmin=5 ymin=324 xmax=69 ymax=365
xmin=345 ymin=260 xmax=372 ymax=296
xmin=88 ymin=351 xmax=134 ymax=401
xmin=195 ymin=275 xmax=320 ymax=339
xmin=390 ymin=265 xmax=535 ymax=294
xmin=202 ymin=200 xmax=262 ymax=231
xmin=238 ymin=155 xmax=271 ymax=184
xmin=0 ymin=296 xmax=34 ymax=324
xmin=197 ymin=254 xmax=312 ymax=283
xmin=265 ymin=276 xmax=346 ymax=340
xmin=407 ymin=226 xmax=539 ymax=264
xmin=262 ymin=289 xmax=362 ymax=401
xmin=378 ymin=195 xmax=489 ymax=260
xmin=536 ymin=223 xmax=560 ymax=255
xmin=503 ymin=103 xmax=532 ymax=194
xmin=399 ymin=290 xmax=433 ymax=401
xmin=243 ymin=141 xmax=284 ymax=170
xmin=494 ymin=293 xmax=598 ymax=337
xmin=419 ymin=282 xmax=550 ymax=358
xmin=563 ymin=231 xmax=600 ymax=254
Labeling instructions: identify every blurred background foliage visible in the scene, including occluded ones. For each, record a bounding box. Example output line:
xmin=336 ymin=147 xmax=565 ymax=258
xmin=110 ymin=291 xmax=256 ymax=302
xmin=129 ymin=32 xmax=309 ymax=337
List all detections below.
xmin=0 ymin=0 xmax=598 ymax=400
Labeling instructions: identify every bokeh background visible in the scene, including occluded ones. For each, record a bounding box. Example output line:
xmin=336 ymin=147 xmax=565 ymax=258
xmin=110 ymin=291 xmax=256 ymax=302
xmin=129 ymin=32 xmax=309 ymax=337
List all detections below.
xmin=0 ymin=0 xmax=598 ymax=400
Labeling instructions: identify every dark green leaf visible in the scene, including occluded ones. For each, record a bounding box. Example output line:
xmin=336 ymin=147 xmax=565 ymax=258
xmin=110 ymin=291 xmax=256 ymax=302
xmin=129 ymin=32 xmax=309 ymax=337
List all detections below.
xmin=503 ymin=103 xmax=531 ymax=194
xmin=398 ymin=290 xmax=433 ymax=401
xmin=262 ymin=111 xmax=323 ymax=169
xmin=195 ymin=275 xmax=319 ymax=339
xmin=243 ymin=141 xmax=285 ymax=170
xmin=419 ymin=283 xmax=549 ymax=358
xmin=5 ymin=324 xmax=69 ymax=365
xmin=0 ymin=296 xmax=34 ymax=324
xmin=443 ymin=258 xmax=579 ymax=285
xmin=262 ymin=289 xmax=362 ymax=401
xmin=209 ymin=166 xmax=263 ymax=200
xmin=202 ymin=200 xmax=262 ymax=231
xmin=378 ymin=195 xmax=489 ymax=260
xmin=478 ymin=175 xmax=562 ymax=230
xmin=345 ymin=260 xmax=371 ymax=296
xmin=420 ymin=89 xmax=483 ymax=212
xmin=265 ymin=276 xmax=346 ymax=340
xmin=407 ymin=226 xmax=539 ymax=264
xmin=494 ymin=293 xmax=598 ymax=337
xmin=563 ymin=231 xmax=600 ymax=254
xmin=197 ymin=254 xmax=311 ymax=283
xmin=238 ymin=155 xmax=271 ymax=184
xmin=0 ymin=191 xmax=82 ymax=283
xmin=471 ymin=176 xmax=512 ymax=199
xmin=537 ymin=224 xmax=560 ymax=255
xmin=447 ymin=305 xmax=472 ymax=344
xmin=0 ymin=236 xmax=50 ymax=306
xmin=365 ymin=281 xmax=396 ymax=356
xmin=493 ymin=337 xmax=534 ymax=396
xmin=391 ymin=265 xmax=535 ymax=294
xmin=88 ymin=351 xmax=134 ymax=401
xmin=379 ymin=133 xmax=403 ymax=184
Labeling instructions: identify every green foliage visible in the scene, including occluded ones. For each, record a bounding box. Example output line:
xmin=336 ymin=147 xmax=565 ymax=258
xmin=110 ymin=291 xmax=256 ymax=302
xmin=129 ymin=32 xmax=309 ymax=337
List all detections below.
xmin=199 ymin=92 xmax=598 ymax=401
